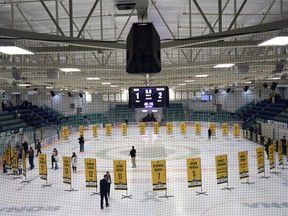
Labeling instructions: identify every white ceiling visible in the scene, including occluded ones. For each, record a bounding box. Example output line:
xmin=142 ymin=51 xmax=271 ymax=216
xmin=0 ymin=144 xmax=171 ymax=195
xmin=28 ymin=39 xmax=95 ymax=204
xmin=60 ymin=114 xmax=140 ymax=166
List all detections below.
xmin=0 ymin=0 xmax=287 ymax=95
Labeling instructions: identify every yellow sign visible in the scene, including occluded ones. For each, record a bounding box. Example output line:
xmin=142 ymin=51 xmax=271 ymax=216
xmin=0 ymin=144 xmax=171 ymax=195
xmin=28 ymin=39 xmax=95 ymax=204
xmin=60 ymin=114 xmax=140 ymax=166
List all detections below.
xmin=63 ymin=156 xmax=71 ymax=184
xmin=278 ymin=140 xmax=283 ymax=166
xmin=180 ymin=122 xmax=186 ymax=135
xmin=11 ymin=148 xmax=18 ymax=169
xmin=256 ymin=147 xmax=265 ymax=174
xmin=113 ymin=160 xmax=127 ymax=190
xmin=268 ymin=144 xmax=275 ymax=170
xmin=153 ymin=122 xmax=160 ymax=134
xmin=186 ymin=158 xmax=202 ymax=187
xmin=79 ymin=125 xmax=84 ymax=136
xmin=233 ymin=124 xmax=240 ymax=137
xmin=209 ymin=122 xmax=216 ymax=136
xmin=238 ymin=151 xmax=249 ymax=179
xmin=84 ymin=158 xmax=97 ymax=187
xmin=222 ymin=123 xmax=228 ymax=136
xmin=62 ymin=126 xmax=69 ymax=139
xmin=105 ymin=124 xmax=112 ymax=136
xmin=121 ymin=123 xmax=127 ymax=136
xmin=38 ymin=154 xmax=47 ymax=180
xmin=22 ymin=150 xmax=26 ymax=177
xmin=151 ymin=160 xmax=167 ymax=191
xmin=166 ymin=122 xmax=173 ymax=134
xmin=5 ymin=145 xmax=11 ymax=169
xmin=139 ymin=122 xmax=146 ymax=135
xmin=92 ymin=125 xmax=98 ymax=138
xmin=195 ymin=122 xmax=201 ymax=135
xmin=215 ymin=154 xmax=228 ymax=184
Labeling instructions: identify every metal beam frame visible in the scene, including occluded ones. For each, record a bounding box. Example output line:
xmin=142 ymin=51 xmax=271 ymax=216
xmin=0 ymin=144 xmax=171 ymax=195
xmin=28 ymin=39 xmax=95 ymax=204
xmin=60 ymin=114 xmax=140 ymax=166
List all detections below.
xmin=228 ymin=0 xmax=247 ymax=30
xmin=192 ymin=0 xmax=215 ymax=33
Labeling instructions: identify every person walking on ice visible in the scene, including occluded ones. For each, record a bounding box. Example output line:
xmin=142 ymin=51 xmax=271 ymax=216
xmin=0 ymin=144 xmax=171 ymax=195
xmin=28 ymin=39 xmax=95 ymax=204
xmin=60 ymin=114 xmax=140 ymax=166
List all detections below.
xmin=129 ymin=146 xmax=136 ymax=168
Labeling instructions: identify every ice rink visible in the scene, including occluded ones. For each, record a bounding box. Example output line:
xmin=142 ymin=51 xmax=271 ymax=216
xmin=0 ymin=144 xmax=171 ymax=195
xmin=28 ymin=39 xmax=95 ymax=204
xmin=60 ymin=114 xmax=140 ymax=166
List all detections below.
xmin=1 ymin=124 xmax=288 ymax=216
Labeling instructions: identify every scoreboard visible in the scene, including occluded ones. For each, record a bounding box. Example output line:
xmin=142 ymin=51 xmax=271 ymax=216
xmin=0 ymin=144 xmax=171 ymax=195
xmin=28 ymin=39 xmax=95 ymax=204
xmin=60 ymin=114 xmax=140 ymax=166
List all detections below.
xmin=129 ymin=86 xmax=169 ymax=109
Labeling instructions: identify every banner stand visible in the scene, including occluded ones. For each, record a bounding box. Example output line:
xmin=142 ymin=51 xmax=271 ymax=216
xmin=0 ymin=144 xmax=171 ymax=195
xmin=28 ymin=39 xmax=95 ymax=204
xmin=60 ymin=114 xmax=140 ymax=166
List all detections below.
xmin=121 ymin=190 xmax=133 ymax=199
xmin=159 ymin=190 xmax=174 ymax=199
xmin=13 ymin=174 xmax=22 ymax=180
xmin=270 ymin=166 xmax=281 ymax=175
xmin=259 ymin=171 xmax=270 ymax=179
xmin=64 ymin=184 xmax=78 ymax=193
xmin=41 ymin=179 xmax=52 ymax=188
xmin=221 ymin=181 xmax=234 ymax=191
xmin=21 ymin=176 xmax=31 ymax=184
xmin=90 ymin=188 xmax=100 ymax=196
xmin=196 ymin=186 xmax=207 ymax=196
xmin=240 ymin=177 xmax=255 ymax=185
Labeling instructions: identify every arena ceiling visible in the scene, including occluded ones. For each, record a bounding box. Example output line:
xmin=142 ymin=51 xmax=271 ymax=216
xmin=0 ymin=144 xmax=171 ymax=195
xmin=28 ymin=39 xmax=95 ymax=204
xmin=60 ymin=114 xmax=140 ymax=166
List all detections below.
xmin=0 ymin=0 xmax=288 ymax=95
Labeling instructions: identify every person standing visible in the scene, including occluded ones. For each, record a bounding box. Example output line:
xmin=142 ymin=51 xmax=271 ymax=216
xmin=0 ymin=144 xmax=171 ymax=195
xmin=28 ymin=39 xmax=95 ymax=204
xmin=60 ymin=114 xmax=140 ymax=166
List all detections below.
xmin=22 ymin=140 xmax=28 ymax=157
xmin=78 ymin=135 xmax=85 ymax=152
xmin=106 ymin=171 xmax=112 ymax=198
xmin=28 ymin=147 xmax=34 ymax=170
xmin=100 ymin=174 xmax=109 ymax=209
xmin=51 ymin=148 xmax=59 ymax=170
xmin=71 ymin=152 xmax=78 ymax=173
xmin=281 ymin=136 xmax=286 ymax=155
xmin=129 ymin=146 xmax=136 ymax=168
xmin=36 ymin=139 xmax=42 ymax=156
xmin=208 ymin=128 xmax=212 ymax=139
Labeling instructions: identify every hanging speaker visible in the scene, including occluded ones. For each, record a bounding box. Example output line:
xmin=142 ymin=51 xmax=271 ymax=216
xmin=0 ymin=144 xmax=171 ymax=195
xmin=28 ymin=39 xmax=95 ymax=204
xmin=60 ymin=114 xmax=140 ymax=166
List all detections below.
xmin=214 ymin=89 xmax=219 ymax=94
xmin=263 ymin=83 xmax=268 ymax=88
xmin=67 ymin=92 xmax=72 ymax=97
xmin=226 ymin=88 xmax=231 ymax=93
xmin=50 ymin=91 xmax=56 ymax=97
xmin=243 ymin=86 xmax=249 ymax=92
xmin=79 ymin=93 xmax=83 ymax=98
xmin=270 ymin=82 xmax=278 ymax=90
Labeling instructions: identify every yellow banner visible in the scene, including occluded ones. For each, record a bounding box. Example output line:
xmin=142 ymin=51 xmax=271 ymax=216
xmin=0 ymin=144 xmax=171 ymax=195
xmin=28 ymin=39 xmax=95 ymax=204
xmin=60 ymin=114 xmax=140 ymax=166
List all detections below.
xmin=63 ymin=156 xmax=71 ymax=184
xmin=79 ymin=125 xmax=84 ymax=136
xmin=105 ymin=124 xmax=112 ymax=136
xmin=113 ymin=160 xmax=127 ymax=190
xmin=215 ymin=154 xmax=228 ymax=184
xmin=22 ymin=150 xmax=26 ymax=177
xmin=180 ymin=122 xmax=186 ymax=135
xmin=166 ymin=122 xmax=173 ymax=134
xmin=153 ymin=122 xmax=160 ymax=134
xmin=268 ymin=144 xmax=275 ymax=170
xmin=5 ymin=145 xmax=11 ymax=169
xmin=233 ymin=124 xmax=240 ymax=137
xmin=151 ymin=160 xmax=167 ymax=191
xmin=84 ymin=158 xmax=97 ymax=187
xmin=238 ymin=151 xmax=249 ymax=179
xmin=256 ymin=147 xmax=265 ymax=174
xmin=195 ymin=122 xmax=201 ymax=135
xmin=92 ymin=125 xmax=98 ymax=137
xmin=121 ymin=123 xmax=127 ymax=136
xmin=209 ymin=122 xmax=216 ymax=135
xmin=11 ymin=148 xmax=18 ymax=169
xmin=62 ymin=126 xmax=69 ymax=139
xmin=186 ymin=158 xmax=202 ymax=187
xmin=278 ymin=140 xmax=283 ymax=166
xmin=139 ymin=122 xmax=146 ymax=135
xmin=38 ymin=154 xmax=47 ymax=180
xmin=222 ymin=123 xmax=228 ymax=135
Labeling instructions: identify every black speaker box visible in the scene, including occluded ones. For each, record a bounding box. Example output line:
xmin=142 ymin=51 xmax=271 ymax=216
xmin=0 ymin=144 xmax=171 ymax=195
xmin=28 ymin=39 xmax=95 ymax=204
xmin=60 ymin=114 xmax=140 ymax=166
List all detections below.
xmin=50 ymin=91 xmax=56 ymax=97
xmin=214 ymin=89 xmax=219 ymax=94
xmin=270 ymin=82 xmax=278 ymax=90
xmin=226 ymin=88 xmax=231 ymax=93
xmin=67 ymin=92 xmax=72 ymax=97
xmin=263 ymin=83 xmax=268 ymax=88
xmin=79 ymin=93 xmax=83 ymax=98
xmin=244 ymin=86 xmax=249 ymax=92
xmin=126 ymin=23 xmax=161 ymax=73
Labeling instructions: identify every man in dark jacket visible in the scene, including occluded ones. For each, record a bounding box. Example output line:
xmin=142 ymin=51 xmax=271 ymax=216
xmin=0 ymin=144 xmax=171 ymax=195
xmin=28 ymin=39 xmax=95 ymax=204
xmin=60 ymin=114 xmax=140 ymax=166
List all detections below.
xmin=36 ymin=139 xmax=42 ymax=156
xmin=28 ymin=147 xmax=34 ymax=170
xmin=100 ymin=175 xmax=109 ymax=209
xmin=281 ymin=136 xmax=286 ymax=155
xmin=22 ymin=140 xmax=29 ymax=157
xmin=129 ymin=146 xmax=136 ymax=168
xmin=208 ymin=128 xmax=212 ymax=139
xmin=78 ymin=135 xmax=84 ymax=152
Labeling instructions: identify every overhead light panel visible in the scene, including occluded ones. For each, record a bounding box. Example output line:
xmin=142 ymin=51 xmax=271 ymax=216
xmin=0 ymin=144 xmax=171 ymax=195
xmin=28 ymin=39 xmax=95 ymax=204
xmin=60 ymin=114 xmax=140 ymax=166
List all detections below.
xmin=258 ymin=36 xmax=288 ymax=46
xmin=267 ymin=77 xmax=281 ymax=80
xmin=59 ymin=68 xmax=81 ymax=72
xmin=18 ymin=83 xmax=32 ymax=87
xmin=177 ymin=83 xmax=186 ymax=86
xmin=87 ymin=77 xmax=100 ymax=80
xmin=195 ymin=75 xmax=209 ymax=78
xmin=101 ymin=82 xmax=111 ymax=85
xmin=213 ymin=63 xmax=235 ymax=68
xmin=184 ymin=80 xmax=194 ymax=83
xmin=110 ymin=85 xmax=118 ymax=88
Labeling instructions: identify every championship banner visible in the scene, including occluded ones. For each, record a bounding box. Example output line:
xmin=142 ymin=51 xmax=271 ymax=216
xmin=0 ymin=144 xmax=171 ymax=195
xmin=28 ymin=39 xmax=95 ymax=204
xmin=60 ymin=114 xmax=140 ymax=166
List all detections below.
xmin=84 ymin=158 xmax=97 ymax=188
xmin=139 ymin=122 xmax=146 ymax=135
xmin=151 ymin=160 xmax=167 ymax=191
xmin=195 ymin=122 xmax=201 ymax=135
xmin=180 ymin=122 xmax=186 ymax=135
xmin=238 ymin=151 xmax=249 ymax=179
xmin=215 ymin=154 xmax=228 ymax=184
xmin=256 ymin=147 xmax=265 ymax=174
xmin=39 ymin=154 xmax=47 ymax=180
xmin=166 ymin=122 xmax=173 ymax=134
xmin=121 ymin=123 xmax=127 ymax=136
xmin=268 ymin=144 xmax=275 ymax=170
xmin=222 ymin=123 xmax=228 ymax=136
xmin=11 ymin=148 xmax=18 ymax=171
xmin=278 ymin=140 xmax=283 ymax=166
xmin=63 ymin=156 xmax=71 ymax=184
xmin=92 ymin=125 xmax=98 ymax=138
xmin=153 ymin=122 xmax=160 ymax=134
xmin=209 ymin=122 xmax=216 ymax=136
xmin=105 ymin=124 xmax=112 ymax=136
xmin=5 ymin=145 xmax=11 ymax=169
xmin=79 ymin=125 xmax=84 ymax=136
xmin=113 ymin=160 xmax=127 ymax=190
xmin=233 ymin=124 xmax=240 ymax=138
xmin=243 ymin=130 xmax=247 ymax=139
xmin=22 ymin=150 xmax=26 ymax=177
xmin=62 ymin=126 xmax=69 ymax=139
xmin=257 ymin=135 xmax=262 ymax=144
xmin=186 ymin=158 xmax=202 ymax=187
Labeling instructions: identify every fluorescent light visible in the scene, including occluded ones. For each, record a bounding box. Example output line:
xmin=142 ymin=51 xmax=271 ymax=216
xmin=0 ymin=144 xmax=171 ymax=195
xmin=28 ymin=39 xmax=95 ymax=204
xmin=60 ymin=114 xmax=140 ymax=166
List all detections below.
xmin=72 ymin=89 xmax=79 ymax=92
xmin=59 ymin=68 xmax=81 ymax=72
xmin=244 ymin=81 xmax=252 ymax=84
xmin=184 ymin=80 xmax=194 ymax=83
xmin=267 ymin=77 xmax=281 ymax=80
xmin=101 ymin=82 xmax=111 ymax=85
xmin=178 ymin=83 xmax=186 ymax=86
xmin=258 ymin=36 xmax=288 ymax=46
xmin=0 ymin=46 xmax=34 ymax=55
xmin=213 ymin=63 xmax=235 ymax=68
xmin=110 ymin=85 xmax=118 ymax=87
xmin=17 ymin=83 xmax=31 ymax=87
xmin=11 ymin=92 xmax=21 ymax=95
xmin=87 ymin=77 xmax=100 ymax=80
xmin=195 ymin=75 xmax=209 ymax=78
xmin=45 ymin=86 xmax=53 ymax=89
